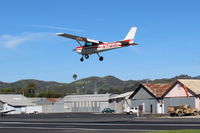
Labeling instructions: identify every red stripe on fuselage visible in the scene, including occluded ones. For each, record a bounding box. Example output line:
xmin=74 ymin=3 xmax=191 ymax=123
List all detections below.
xmin=76 ymin=42 xmax=122 ymax=50
xmin=123 ymin=39 xmax=133 ymax=42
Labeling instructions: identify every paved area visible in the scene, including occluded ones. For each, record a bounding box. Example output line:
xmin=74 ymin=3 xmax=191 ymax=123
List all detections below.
xmin=1 ymin=113 xmax=200 ymax=133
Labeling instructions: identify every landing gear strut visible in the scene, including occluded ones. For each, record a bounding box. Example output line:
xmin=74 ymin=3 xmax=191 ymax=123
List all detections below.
xmin=80 ymin=54 xmax=103 ymax=62
xmin=80 ymin=55 xmax=89 ymax=62
xmin=97 ymin=53 xmax=104 ymax=61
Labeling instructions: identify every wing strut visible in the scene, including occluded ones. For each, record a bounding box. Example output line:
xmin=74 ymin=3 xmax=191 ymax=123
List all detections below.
xmin=76 ymin=40 xmax=82 ymax=46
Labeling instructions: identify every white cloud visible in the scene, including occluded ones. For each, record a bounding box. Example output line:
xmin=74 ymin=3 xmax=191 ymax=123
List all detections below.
xmin=0 ymin=32 xmax=53 ymax=48
xmin=0 ymin=25 xmax=85 ymax=49
xmin=29 ymin=25 xmax=85 ymax=32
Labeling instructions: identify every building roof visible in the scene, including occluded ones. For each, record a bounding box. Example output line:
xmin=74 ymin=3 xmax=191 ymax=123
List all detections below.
xmin=109 ymin=94 xmax=119 ymax=99
xmin=64 ymin=94 xmax=110 ymax=102
xmin=28 ymin=98 xmax=64 ymax=105
xmin=110 ymin=91 xmax=134 ymax=99
xmin=178 ymin=79 xmax=200 ymax=94
xmin=0 ymin=94 xmax=36 ymax=106
xmin=142 ymin=83 xmax=173 ymax=97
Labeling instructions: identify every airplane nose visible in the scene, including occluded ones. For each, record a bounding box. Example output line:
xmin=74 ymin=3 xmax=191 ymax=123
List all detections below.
xmin=72 ymin=48 xmax=76 ymax=52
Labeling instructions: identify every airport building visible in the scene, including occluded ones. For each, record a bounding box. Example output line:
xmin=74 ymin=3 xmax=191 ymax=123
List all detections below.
xmin=109 ymin=91 xmax=134 ymax=113
xmin=0 ymin=94 xmax=42 ymax=114
xmin=129 ymin=83 xmax=172 ymax=114
xmin=63 ymin=94 xmax=110 ymax=112
xmin=29 ymin=98 xmax=64 ymax=113
xmin=128 ymin=79 xmax=200 ymax=114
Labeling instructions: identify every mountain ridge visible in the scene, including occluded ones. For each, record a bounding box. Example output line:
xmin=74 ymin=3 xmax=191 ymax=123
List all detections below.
xmin=0 ymin=75 xmax=199 ymax=95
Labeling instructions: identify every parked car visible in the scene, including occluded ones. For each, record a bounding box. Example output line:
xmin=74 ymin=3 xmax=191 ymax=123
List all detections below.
xmin=123 ymin=107 xmax=138 ymax=114
xmin=102 ymin=108 xmax=115 ymax=114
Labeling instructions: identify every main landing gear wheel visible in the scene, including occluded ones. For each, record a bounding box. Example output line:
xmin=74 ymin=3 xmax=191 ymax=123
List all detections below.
xmin=99 ymin=56 xmax=103 ymax=61
xmin=80 ymin=57 xmax=84 ymax=62
xmin=85 ymin=54 xmax=89 ymax=59
xmin=97 ymin=53 xmax=104 ymax=61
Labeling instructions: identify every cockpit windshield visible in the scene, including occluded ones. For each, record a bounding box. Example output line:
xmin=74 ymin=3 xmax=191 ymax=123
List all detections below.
xmin=84 ymin=42 xmax=93 ymax=46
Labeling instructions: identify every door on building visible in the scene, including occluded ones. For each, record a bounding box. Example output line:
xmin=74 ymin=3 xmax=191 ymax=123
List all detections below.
xmin=138 ymin=105 xmax=143 ymax=117
xmin=157 ymin=103 xmax=163 ymax=114
xmin=150 ymin=104 xmax=153 ymax=114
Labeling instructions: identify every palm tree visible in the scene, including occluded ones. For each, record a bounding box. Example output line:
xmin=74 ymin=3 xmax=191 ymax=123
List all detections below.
xmin=26 ymin=83 xmax=37 ymax=97
xmin=72 ymin=74 xmax=78 ymax=81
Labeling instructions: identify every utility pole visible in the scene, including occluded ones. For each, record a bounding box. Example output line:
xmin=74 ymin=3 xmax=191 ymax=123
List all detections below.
xmin=94 ymin=80 xmax=97 ymax=94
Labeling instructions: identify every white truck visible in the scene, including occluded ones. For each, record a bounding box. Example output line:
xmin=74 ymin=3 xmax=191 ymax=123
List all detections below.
xmin=123 ymin=107 xmax=138 ymax=114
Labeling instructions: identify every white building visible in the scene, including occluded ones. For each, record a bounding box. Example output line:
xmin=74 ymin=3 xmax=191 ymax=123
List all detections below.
xmin=0 ymin=94 xmax=42 ymax=114
xmin=64 ymin=94 xmax=110 ymax=112
xmin=109 ymin=91 xmax=134 ymax=113
xmin=129 ymin=83 xmax=172 ymax=114
xmin=29 ymin=98 xmax=64 ymax=113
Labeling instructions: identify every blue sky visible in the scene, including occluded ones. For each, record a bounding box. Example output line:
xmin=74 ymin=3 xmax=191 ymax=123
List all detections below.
xmin=0 ymin=0 xmax=200 ymax=83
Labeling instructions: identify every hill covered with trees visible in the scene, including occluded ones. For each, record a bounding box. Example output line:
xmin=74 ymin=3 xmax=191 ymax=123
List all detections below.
xmin=0 ymin=74 xmax=199 ymax=97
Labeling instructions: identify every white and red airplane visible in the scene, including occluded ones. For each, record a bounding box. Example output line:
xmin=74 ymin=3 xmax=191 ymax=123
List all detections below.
xmin=57 ymin=27 xmax=138 ymax=62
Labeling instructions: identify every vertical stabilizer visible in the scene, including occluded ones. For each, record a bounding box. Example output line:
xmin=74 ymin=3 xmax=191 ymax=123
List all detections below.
xmin=124 ymin=27 xmax=137 ymax=42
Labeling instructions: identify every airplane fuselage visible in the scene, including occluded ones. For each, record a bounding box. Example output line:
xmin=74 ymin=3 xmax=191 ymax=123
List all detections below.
xmin=76 ymin=42 xmax=132 ymax=55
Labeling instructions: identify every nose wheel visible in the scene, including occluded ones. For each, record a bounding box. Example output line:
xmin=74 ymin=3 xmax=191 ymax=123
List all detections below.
xmin=80 ymin=54 xmax=89 ymax=62
xmin=85 ymin=54 xmax=89 ymax=59
xmin=80 ymin=57 xmax=84 ymax=62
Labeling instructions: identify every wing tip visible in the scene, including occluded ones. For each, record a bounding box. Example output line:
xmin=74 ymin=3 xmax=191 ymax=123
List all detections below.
xmin=56 ymin=33 xmax=64 ymax=36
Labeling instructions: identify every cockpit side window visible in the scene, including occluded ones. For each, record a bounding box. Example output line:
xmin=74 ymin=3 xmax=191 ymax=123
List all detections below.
xmin=84 ymin=42 xmax=93 ymax=46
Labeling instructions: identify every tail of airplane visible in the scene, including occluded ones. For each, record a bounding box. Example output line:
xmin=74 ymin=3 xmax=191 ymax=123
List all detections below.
xmin=124 ymin=27 xmax=137 ymax=43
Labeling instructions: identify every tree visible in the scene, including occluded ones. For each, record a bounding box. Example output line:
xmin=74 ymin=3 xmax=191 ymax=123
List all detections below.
xmin=98 ymin=88 xmax=108 ymax=94
xmin=38 ymin=91 xmax=62 ymax=98
xmin=72 ymin=74 xmax=78 ymax=81
xmin=108 ymin=88 xmax=123 ymax=94
xmin=24 ymin=83 xmax=37 ymax=97
xmin=0 ymin=88 xmax=15 ymax=94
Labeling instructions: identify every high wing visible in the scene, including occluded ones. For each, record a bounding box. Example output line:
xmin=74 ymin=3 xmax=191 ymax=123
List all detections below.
xmin=56 ymin=33 xmax=102 ymax=44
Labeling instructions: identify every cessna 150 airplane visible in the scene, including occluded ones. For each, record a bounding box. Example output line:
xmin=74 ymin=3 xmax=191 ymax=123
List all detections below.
xmin=57 ymin=27 xmax=137 ymax=62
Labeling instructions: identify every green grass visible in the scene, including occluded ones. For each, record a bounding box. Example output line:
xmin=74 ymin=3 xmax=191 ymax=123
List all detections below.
xmin=148 ymin=129 xmax=200 ymax=133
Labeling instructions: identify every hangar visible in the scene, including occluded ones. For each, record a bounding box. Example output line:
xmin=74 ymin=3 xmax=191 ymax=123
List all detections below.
xmin=0 ymin=94 xmax=42 ymax=114
xmin=29 ymin=98 xmax=64 ymax=113
xmin=64 ymin=94 xmax=110 ymax=112
xmin=109 ymin=91 xmax=134 ymax=113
